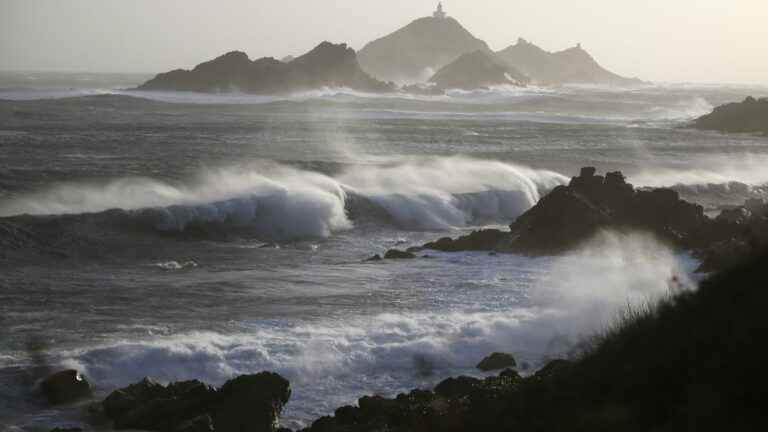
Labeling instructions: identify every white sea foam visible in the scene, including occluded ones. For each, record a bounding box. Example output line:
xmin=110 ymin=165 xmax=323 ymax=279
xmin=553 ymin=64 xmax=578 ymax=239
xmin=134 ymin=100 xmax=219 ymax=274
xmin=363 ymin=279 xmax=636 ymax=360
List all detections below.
xmin=0 ymin=158 xmax=567 ymax=237
xmin=60 ymin=231 xmax=694 ymax=426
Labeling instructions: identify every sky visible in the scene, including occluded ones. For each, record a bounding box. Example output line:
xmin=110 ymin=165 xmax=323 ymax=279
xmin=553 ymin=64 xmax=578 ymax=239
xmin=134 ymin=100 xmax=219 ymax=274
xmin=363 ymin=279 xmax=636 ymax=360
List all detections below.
xmin=1 ymin=0 xmax=767 ymax=84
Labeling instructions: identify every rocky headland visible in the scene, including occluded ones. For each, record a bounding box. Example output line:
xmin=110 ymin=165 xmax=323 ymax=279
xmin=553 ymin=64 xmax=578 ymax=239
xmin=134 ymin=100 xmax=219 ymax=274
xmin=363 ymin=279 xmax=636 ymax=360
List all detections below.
xmin=396 ymin=167 xmax=768 ymax=272
xmin=137 ymin=42 xmax=393 ymax=94
xmin=691 ymin=96 xmax=768 ymax=135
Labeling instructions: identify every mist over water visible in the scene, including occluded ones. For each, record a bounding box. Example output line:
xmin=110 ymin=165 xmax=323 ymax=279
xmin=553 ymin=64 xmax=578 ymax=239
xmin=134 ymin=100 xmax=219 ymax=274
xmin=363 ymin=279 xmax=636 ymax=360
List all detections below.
xmin=1 ymin=75 xmax=767 ymax=429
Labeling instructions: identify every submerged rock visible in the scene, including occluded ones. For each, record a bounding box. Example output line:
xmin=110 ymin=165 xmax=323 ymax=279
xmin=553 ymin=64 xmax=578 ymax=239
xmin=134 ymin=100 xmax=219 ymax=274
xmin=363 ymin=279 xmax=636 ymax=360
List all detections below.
xmin=103 ymin=373 xmax=290 ymax=432
xmin=476 ymin=352 xmax=517 ymax=371
xmin=383 ymin=249 xmax=417 ymax=259
xmin=40 ymin=369 xmax=92 ymax=404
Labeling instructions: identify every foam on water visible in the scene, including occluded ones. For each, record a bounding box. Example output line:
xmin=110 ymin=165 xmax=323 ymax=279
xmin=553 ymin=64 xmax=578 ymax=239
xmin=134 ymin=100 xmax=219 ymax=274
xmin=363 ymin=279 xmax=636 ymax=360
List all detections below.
xmin=0 ymin=158 xmax=567 ymax=239
xmin=47 ymin=231 xmax=695 ymax=427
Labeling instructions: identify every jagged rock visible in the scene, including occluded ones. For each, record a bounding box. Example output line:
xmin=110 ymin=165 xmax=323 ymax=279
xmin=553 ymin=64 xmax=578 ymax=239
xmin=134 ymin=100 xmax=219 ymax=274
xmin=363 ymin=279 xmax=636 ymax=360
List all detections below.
xmin=102 ymin=373 xmax=289 ymax=432
xmin=138 ymin=42 xmax=393 ymax=94
xmin=476 ymin=352 xmax=517 ymax=371
xmin=434 ymin=376 xmax=481 ymax=398
xmin=692 ymin=96 xmax=768 ymax=135
xmin=383 ymin=249 xmax=417 ymax=259
xmin=422 ymin=229 xmax=507 ymax=252
xmin=40 ymin=370 xmax=92 ymax=404
xmin=213 ymin=372 xmax=291 ymax=432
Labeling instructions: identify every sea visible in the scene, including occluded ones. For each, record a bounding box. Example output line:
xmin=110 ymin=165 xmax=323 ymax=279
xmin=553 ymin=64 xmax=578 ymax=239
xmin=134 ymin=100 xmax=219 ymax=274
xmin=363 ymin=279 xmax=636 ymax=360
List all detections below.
xmin=1 ymin=71 xmax=767 ymax=430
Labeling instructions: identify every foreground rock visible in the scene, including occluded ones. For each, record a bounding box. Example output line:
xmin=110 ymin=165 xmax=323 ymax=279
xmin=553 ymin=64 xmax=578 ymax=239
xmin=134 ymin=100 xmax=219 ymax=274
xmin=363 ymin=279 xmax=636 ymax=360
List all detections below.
xmin=103 ymin=372 xmax=290 ymax=432
xmin=304 ymin=249 xmax=768 ymax=430
xmin=408 ymin=167 xmax=768 ymax=272
xmin=40 ymin=369 xmax=92 ymax=404
xmin=428 ymin=50 xmax=528 ymax=90
xmin=138 ymin=42 xmax=393 ymax=94
xmin=691 ymin=96 xmax=768 ymax=135
xmin=476 ymin=352 xmax=517 ymax=371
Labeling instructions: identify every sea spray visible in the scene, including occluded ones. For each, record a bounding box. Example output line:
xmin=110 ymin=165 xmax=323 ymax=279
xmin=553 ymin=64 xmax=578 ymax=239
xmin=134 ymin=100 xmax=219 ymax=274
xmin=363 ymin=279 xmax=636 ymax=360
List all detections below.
xmin=57 ymin=230 xmax=695 ymax=425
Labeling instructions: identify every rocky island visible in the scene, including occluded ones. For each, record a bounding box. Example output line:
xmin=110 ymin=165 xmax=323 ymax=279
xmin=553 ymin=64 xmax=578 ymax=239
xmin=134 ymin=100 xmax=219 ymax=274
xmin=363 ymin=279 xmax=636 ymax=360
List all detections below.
xmin=428 ymin=50 xmax=529 ymax=90
xmin=495 ymin=38 xmax=643 ymax=86
xmin=691 ymin=96 xmax=768 ymax=135
xmin=137 ymin=42 xmax=393 ymax=94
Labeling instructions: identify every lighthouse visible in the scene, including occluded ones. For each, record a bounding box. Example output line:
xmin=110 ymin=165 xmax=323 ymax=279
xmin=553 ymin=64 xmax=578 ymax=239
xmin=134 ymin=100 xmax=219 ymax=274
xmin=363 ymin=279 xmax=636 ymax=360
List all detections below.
xmin=433 ymin=2 xmax=447 ymax=19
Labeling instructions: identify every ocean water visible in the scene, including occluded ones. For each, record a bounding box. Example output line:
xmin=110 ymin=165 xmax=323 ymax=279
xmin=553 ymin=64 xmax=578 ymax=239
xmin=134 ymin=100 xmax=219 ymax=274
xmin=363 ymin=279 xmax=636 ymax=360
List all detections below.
xmin=1 ymin=72 xmax=767 ymax=430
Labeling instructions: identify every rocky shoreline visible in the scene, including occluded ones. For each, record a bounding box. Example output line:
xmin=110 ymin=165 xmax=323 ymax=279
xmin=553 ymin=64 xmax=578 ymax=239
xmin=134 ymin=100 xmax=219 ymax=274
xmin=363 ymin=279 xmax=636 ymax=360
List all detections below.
xmin=377 ymin=167 xmax=768 ymax=273
xmin=44 ymin=247 xmax=768 ymax=430
xmin=691 ymin=96 xmax=768 ymax=136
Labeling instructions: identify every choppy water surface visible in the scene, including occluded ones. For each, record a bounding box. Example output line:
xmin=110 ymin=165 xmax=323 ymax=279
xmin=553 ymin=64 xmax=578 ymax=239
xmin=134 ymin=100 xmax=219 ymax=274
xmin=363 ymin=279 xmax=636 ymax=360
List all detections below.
xmin=1 ymin=73 xmax=766 ymax=430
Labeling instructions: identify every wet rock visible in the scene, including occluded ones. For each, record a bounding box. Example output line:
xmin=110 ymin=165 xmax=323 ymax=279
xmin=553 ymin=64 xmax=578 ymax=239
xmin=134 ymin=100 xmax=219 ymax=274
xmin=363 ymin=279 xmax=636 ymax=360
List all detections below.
xmin=49 ymin=428 xmax=83 ymax=432
xmin=423 ymin=229 xmax=507 ymax=252
xmin=364 ymin=254 xmax=382 ymax=262
xmin=434 ymin=376 xmax=481 ymax=398
xmin=213 ymin=372 xmax=291 ymax=432
xmin=102 ymin=373 xmax=289 ymax=432
xmin=476 ymin=352 xmax=517 ymax=371
xmin=383 ymin=249 xmax=416 ymax=259
xmin=40 ymin=369 xmax=92 ymax=404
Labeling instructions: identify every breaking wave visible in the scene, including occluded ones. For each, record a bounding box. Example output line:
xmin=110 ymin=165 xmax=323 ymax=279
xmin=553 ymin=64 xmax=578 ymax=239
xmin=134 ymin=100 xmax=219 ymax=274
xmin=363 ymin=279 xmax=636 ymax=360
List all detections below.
xmin=0 ymin=158 xmax=567 ymax=243
xmin=54 ymin=231 xmax=695 ymax=426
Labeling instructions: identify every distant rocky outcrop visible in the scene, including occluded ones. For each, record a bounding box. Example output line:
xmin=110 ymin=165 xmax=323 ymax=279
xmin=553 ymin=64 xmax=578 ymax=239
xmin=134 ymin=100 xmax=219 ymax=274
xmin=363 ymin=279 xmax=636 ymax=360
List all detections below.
xmin=496 ymin=38 xmax=642 ymax=86
xmin=407 ymin=167 xmax=768 ymax=272
xmin=138 ymin=42 xmax=393 ymax=94
xmin=428 ymin=50 xmax=528 ymax=90
xmin=691 ymin=96 xmax=768 ymax=135
xmin=357 ymin=15 xmax=490 ymax=83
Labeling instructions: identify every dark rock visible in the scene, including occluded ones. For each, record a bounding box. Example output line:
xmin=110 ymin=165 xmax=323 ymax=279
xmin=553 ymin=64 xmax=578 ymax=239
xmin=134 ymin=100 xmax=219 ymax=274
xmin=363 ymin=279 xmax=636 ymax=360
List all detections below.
xmin=364 ymin=254 xmax=382 ymax=262
xmin=40 ymin=369 xmax=92 ymax=404
xmin=691 ymin=96 xmax=768 ymax=135
xmin=213 ymin=372 xmax=291 ymax=432
xmin=411 ymin=167 xmax=768 ymax=273
xmin=383 ymin=249 xmax=416 ymax=259
xmin=138 ymin=42 xmax=393 ymax=95
xmin=476 ymin=352 xmax=517 ymax=371
xmin=423 ymin=229 xmax=507 ymax=252
xmin=49 ymin=429 xmax=83 ymax=432
xmin=102 ymin=373 xmax=289 ymax=432
xmin=434 ymin=376 xmax=481 ymax=398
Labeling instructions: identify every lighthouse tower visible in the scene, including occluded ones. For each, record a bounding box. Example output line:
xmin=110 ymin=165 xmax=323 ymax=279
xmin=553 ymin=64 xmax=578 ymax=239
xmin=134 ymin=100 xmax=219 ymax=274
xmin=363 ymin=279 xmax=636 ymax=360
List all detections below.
xmin=433 ymin=2 xmax=447 ymax=19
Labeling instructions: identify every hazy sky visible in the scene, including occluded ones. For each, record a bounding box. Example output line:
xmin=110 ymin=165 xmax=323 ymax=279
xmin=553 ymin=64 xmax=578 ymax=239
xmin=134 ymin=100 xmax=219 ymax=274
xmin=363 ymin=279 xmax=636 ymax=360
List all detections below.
xmin=2 ymin=0 xmax=767 ymax=84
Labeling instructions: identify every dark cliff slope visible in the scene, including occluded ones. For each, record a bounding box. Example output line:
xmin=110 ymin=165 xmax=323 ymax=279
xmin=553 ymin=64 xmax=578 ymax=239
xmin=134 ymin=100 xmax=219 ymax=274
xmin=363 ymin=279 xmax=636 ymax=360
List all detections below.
xmin=138 ymin=42 xmax=392 ymax=94
xmin=302 ymin=249 xmax=768 ymax=431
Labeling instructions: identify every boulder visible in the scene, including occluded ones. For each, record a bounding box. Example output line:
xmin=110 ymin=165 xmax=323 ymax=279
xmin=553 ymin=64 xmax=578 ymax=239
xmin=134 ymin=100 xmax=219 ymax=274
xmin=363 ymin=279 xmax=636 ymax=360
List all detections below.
xmin=213 ymin=372 xmax=291 ymax=432
xmin=434 ymin=376 xmax=482 ymax=398
xmin=40 ymin=369 xmax=92 ymax=404
xmin=102 ymin=373 xmax=289 ymax=432
xmin=476 ymin=352 xmax=517 ymax=371
xmin=383 ymin=249 xmax=417 ymax=259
